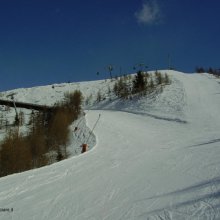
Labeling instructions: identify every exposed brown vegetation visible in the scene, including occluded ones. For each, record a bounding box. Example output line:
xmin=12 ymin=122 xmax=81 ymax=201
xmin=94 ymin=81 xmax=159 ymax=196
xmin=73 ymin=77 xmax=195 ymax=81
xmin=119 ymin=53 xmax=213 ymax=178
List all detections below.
xmin=0 ymin=131 xmax=32 ymax=176
xmin=0 ymin=90 xmax=83 ymax=177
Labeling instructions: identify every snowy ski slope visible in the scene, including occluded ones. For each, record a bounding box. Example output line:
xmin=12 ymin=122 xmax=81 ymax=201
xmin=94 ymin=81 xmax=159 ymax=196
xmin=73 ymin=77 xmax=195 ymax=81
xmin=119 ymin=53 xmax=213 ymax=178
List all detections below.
xmin=0 ymin=70 xmax=220 ymax=220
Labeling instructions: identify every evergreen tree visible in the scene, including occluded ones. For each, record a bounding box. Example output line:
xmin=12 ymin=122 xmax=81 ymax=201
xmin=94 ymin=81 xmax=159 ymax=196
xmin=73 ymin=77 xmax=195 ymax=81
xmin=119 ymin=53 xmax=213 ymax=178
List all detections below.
xmin=18 ymin=111 xmax=25 ymax=126
xmin=96 ymin=90 xmax=102 ymax=102
xmin=164 ymin=73 xmax=171 ymax=84
xmin=149 ymin=77 xmax=154 ymax=89
xmin=132 ymin=71 xmax=146 ymax=94
xmin=195 ymin=67 xmax=205 ymax=73
xmin=14 ymin=114 xmax=19 ymax=126
xmin=155 ymin=71 xmax=163 ymax=85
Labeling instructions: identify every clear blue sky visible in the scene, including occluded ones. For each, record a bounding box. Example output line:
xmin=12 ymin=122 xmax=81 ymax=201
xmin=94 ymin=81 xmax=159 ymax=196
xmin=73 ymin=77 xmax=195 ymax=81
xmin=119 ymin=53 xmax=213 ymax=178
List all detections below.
xmin=0 ymin=0 xmax=220 ymax=91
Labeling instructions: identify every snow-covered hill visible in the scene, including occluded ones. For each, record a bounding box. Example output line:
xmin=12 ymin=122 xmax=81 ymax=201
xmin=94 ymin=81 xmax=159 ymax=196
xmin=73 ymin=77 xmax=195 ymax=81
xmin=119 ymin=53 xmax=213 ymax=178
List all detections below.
xmin=0 ymin=70 xmax=220 ymax=220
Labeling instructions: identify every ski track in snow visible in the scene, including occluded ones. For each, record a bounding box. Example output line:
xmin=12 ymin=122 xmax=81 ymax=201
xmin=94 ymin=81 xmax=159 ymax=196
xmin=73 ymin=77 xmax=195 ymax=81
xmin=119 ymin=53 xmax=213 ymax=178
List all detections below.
xmin=0 ymin=71 xmax=220 ymax=219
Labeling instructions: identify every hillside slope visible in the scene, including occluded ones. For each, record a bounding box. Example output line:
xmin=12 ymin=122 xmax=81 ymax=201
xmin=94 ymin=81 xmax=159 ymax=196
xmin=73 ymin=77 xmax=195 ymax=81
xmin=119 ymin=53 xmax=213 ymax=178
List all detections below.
xmin=0 ymin=71 xmax=220 ymax=220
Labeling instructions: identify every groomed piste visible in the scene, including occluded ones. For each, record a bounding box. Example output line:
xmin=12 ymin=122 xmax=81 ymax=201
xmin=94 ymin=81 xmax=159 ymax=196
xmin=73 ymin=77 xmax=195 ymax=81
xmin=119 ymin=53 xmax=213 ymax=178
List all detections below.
xmin=0 ymin=70 xmax=220 ymax=220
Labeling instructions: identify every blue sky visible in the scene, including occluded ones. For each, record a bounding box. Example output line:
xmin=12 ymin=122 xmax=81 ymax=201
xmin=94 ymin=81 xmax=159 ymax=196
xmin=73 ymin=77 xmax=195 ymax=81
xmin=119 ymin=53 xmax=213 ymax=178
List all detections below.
xmin=0 ymin=0 xmax=220 ymax=91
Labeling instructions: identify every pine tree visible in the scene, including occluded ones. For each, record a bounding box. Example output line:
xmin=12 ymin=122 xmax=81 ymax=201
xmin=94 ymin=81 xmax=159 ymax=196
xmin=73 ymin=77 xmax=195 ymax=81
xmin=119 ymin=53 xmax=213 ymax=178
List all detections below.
xmin=96 ymin=90 xmax=102 ymax=102
xmin=113 ymin=82 xmax=119 ymax=96
xmin=164 ymin=73 xmax=171 ymax=84
xmin=14 ymin=114 xmax=19 ymax=126
xmin=19 ymin=111 xmax=25 ymax=126
xmin=132 ymin=71 xmax=146 ymax=94
xmin=155 ymin=71 xmax=163 ymax=85
xmin=149 ymin=77 xmax=154 ymax=89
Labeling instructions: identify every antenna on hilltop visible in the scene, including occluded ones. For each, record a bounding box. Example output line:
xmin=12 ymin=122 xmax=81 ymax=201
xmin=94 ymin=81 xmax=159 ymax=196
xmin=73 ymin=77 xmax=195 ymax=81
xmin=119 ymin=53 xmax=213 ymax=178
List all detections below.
xmin=107 ymin=65 xmax=113 ymax=79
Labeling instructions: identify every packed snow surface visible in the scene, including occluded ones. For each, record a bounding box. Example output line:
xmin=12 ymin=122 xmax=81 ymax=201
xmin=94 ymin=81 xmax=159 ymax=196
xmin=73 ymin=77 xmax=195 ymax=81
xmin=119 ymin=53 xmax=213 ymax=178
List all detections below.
xmin=0 ymin=70 xmax=220 ymax=219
